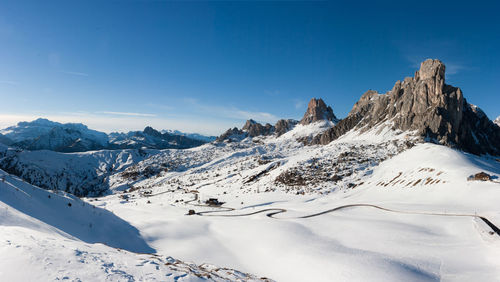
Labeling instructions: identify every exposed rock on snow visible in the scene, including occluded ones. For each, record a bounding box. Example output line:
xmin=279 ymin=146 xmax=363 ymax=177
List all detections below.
xmin=274 ymin=119 xmax=299 ymax=136
xmin=216 ymin=119 xmax=291 ymax=142
xmin=312 ymin=59 xmax=500 ymax=156
xmin=217 ymin=98 xmax=337 ymax=142
xmin=467 ymin=171 xmax=493 ymax=181
xmin=242 ymin=119 xmax=275 ymax=137
xmin=300 ymin=98 xmax=338 ymax=125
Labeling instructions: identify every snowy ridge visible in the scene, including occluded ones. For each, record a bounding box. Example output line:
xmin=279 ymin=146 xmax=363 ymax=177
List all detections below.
xmin=0 ymin=118 xmax=210 ymax=152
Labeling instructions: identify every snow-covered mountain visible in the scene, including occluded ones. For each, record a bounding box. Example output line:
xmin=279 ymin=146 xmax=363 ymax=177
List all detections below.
xmin=0 ymin=118 xmax=108 ymax=152
xmin=162 ymin=129 xmax=216 ymax=142
xmin=495 ymin=116 xmax=500 ymax=127
xmin=109 ymin=126 xmax=207 ymax=150
xmin=0 ymin=119 xmax=210 ymax=152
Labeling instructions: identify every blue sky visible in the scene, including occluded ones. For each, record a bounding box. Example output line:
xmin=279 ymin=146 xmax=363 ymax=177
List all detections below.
xmin=0 ymin=0 xmax=498 ymax=135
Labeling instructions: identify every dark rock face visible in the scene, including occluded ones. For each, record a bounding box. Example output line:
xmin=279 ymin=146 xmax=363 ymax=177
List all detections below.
xmin=313 ymin=59 xmax=500 ymax=156
xmin=300 ymin=98 xmax=338 ymax=125
xmin=217 ymin=118 xmax=300 ymax=142
xmin=275 ymin=119 xmax=299 ymax=136
xmin=242 ymin=119 xmax=274 ymax=137
xmin=216 ymin=127 xmax=246 ymax=142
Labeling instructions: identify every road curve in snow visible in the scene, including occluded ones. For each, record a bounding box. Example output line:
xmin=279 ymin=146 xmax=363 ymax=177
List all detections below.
xmin=185 ymin=194 xmax=500 ymax=236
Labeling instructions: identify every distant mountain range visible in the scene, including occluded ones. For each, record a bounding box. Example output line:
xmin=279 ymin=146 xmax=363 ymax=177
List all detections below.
xmin=0 ymin=118 xmax=214 ymax=152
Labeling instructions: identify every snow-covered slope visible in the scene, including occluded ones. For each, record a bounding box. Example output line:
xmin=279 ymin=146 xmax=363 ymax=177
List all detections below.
xmin=495 ymin=116 xmax=500 ymax=127
xmin=0 ymin=147 xmax=160 ymax=196
xmin=1 ymin=120 xmax=499 ymax=281
xmin=162 ymin=129 xmax=216 ymax=142
xmin=92 ymin=141 xmax=500 ymax=282
xmin=112 ymin=121 xmax=413 ymax=195
xmin=0 ymin=118 xmax=108 ymax=152
xmin=0 ymin=170 xmax=270 ymax=281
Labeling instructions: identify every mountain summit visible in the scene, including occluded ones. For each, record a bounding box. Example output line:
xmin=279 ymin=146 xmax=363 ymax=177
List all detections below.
xmin=313 ymin=59 xmax=500 ymax=155
xmin=300 ymin=98 xmax=338 ymax=125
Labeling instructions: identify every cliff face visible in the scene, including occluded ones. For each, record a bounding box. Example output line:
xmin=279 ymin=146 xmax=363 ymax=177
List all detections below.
xmin=313 ymin=59 xmax=500 ymax=156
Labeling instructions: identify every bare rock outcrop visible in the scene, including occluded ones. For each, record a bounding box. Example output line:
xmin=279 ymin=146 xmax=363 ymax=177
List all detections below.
xmin=300 ymin=98 xmax=338 ymax=125
xmin=313 ymin=59 xmax=500 ymax=156
xmin=242 ymin=119 xmax=274 ymax=137
xmin=217 ymin=118 xmax=300 ymax=142
xmin=216 ymin=127 xmax=245 ymax=142
xmin=275 ymin=119 xmax=299 ymax=136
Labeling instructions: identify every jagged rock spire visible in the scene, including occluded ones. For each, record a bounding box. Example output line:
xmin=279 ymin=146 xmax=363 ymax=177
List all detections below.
xmin=300 ymin=98 xmax=337 ymax=125
xmin=313 ymin=59 xmax=500 ymax=156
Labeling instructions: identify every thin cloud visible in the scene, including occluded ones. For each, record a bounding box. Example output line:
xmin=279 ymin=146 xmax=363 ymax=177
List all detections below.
xmin=145 ymin=102 xmax=174 ymax=111
xmin=293 ymin=99 xmax=306 ymax=110
xmin=0 ymin=80 xmax=18 ymax=85
xmin=97 ymin=111 xmax=157 ymax=117
xmin=445 ymin=63 xmax=466 ymax=76
xmin=60 ymin=70 xmax=89 ymax=77
xmin=184 ymin=98 xmax=280 ymax=123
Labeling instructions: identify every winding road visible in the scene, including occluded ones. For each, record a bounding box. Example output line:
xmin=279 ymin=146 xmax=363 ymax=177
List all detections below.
xmin=182 ymin=192 xmax=500 ymax=236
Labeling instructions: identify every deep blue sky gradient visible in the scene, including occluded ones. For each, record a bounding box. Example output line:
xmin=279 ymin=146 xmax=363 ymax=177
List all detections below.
xmin=0 ymin=0 xmax=498 ymax=134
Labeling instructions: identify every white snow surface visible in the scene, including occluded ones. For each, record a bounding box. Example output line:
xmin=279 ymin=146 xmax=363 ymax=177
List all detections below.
xmin=0 ymin=170 xmax=269 ymax=281
xmin=1 ymin=121 xmax=500 ymax=281
xmin=101 ymin=124 xmax=500 ymax=281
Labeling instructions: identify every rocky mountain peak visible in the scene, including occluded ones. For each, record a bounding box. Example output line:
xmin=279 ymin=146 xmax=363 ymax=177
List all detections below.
xmin=300 ymin=98 xmax=337 ymax=125
xmin=242 ymin=119 xmax=258 ymax=131
xmin=312 ymin=59 xmax=500 ymax=156
xmin=415 ymin=59 xmax=446 ymax=82
xmin=241 ymin=119 xmax=274 ymax=137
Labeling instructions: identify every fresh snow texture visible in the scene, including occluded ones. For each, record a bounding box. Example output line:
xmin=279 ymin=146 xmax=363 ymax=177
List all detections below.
xmin=1 ymin=121 xmax=500 ymax=281
xmin=0 ymin=170 xmax=269 ymax=281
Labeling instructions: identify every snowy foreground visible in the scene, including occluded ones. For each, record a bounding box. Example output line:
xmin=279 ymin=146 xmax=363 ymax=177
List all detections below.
xmin=1 ymin=122 xmax=500 ymax=281
xmin=0 ymin=171 xmax=269 ymax=281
